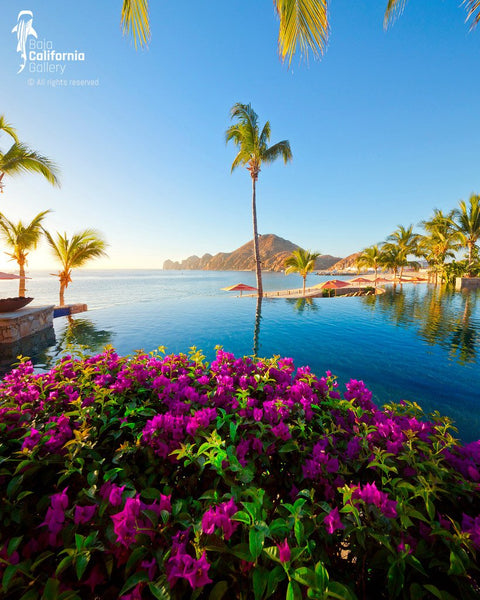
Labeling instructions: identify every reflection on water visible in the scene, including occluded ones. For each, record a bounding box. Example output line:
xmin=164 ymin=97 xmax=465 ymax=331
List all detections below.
xmin=253 ymin=297 xmax=262 ymax=357
xmin=35 ymin=316 xmax=113 ymax=369
xmin=362 ymin=286 xmax=480 ymax=365
xmin=286 ymin=297 xmax=319 ymax=313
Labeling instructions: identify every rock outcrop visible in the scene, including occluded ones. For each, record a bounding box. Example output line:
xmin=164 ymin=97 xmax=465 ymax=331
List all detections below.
xmin=163 ymin=234 xmax=342 ymax=272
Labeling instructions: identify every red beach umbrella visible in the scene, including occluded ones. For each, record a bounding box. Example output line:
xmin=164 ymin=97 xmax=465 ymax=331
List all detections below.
xmin=315 ymin=279 xmax=351 ymax=296
xmin=222 ymin=283 xmax=257 ymax=296
xmin=0 ymin=272 xmax=30 ymax=280
xmin=317 ymin=279 xmax=351 ymax=289
xmin=348 ymin=277 xmax=372 ymax=285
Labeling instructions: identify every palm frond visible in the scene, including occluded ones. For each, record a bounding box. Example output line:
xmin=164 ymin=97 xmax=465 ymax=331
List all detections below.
xmin=259 ymin=121 xmax=271 ymax=148
xmin=383 ymin=0 xmax=408 ymax=29
xmin=121 ymin=0 xmax=150 ymax=48
xmin=0 ymin=116 xmax=19 ymax=144
xmin=0 ymin=143 xmax=60 ymax=186
xmin=262 ymin=140 xmax=292 ymax=165
xmin=275 ymin=0 xmax=329 ymax=65
xmin=463 ymin=0 xmax=480 ymax=29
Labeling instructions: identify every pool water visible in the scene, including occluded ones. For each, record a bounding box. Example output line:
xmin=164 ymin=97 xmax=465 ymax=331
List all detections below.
xmin=6 ymin=270 xmax=477 ymax=442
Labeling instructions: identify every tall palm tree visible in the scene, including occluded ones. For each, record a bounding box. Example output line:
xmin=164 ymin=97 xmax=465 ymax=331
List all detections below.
xmin=226 ymin=103 xmax=292 ymax=297
xmin=0 ymin=210 xmax=50 ymax=297
xmin=0 ymin=115 xmax=59 ymax=192
xmin=453 ymin=194 xmax=480 ymax=275
xmin=284 ymin=249 xmax=320 ymax=295
xmin=120 ymin=1 xmax=480 ymax=63
xmin=43 ymin=229 xmax=108 ymax=306
xmin=386 ymin=224 xmax=419 ymax=280
xmin=356 ymin=245 xmax=383 ymax=285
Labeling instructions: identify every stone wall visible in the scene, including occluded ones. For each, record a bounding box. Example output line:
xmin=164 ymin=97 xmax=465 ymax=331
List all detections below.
xmin=0 ymin=305 xmax=54 ymax=344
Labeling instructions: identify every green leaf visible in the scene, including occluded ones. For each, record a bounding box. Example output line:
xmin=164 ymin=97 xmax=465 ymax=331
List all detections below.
xmin=148 ymin=582 xmax=172 ymax=600
xmin=266 ymin=565 xmax=285 ymax=598
xmin=286 ymin=580 xmax=302 ymax=600
xmin=141 ymin=487 xmax=160 ymax=500
xmin=233 ymin=510 xmax=252 ymax=525
xmin=448 ymin=550 xmax=466 ymax=575
xmin=19 ymin=590 xmax=39 ymax=600
xmin=126 ymin=546 xmax=148 ymax=574
xmin=249 ymin=528 xmax=265 ymax=560
xmin=326 ymin=581 xmax=358 ymax=600
xmin=292 ymin=566 xmax=315 ymax=587
xmin=208 ymin=581 xmax=229 ymax=600
xmin=294 ymin=520 xmax=304 ymax=545
xmin=253 ymin=567 xmax=268 ymax=600
xmin=315 ymin=561 xmax=329 ymax=593
xmin=7 ymin=474 xmax=23 ymax=498
xmin=387 ymin=561 xmax=404 ymax=599
xmin=41 ymin=578 xmax=60 ymax=600
xmin=75 ymin=553 xmax=90 ymax=580
xmin=119 ymin=572 xmax=149 ymax=596
xmin=230 ymin=543 xmax=252 ymax=561
xmin=7 ymin=536 xmax=23 ymax=556
xmin=229 ymin=421 xmax=238 ymax=443
xmin=55 ymin=555 xmax=74 ymax=576
xmin=2 ymin=564 xmax=18 ymax=591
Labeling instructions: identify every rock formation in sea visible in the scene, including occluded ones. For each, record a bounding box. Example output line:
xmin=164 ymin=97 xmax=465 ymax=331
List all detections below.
xmin=163 ymin=234 xmax=342 ymax=272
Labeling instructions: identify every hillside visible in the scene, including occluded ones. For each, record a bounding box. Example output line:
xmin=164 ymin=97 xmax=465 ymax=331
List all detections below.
xmin=328 ymin=252 xmax=362 ymax=272
xmin=163 ymin=235 xmax=342 ymax=272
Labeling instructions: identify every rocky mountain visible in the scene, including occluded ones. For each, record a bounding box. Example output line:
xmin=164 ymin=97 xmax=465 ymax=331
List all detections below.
xmin=163 ymin=234 xmax=342 ymax=272
xmin=328 ymin=252 xmax=362 ymax=272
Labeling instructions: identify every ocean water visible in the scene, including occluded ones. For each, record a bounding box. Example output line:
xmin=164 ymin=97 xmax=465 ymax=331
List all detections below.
xmin=1 ymin=269 xmax=479 ymax=442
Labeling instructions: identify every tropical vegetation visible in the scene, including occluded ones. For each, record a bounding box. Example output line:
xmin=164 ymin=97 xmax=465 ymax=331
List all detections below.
xmin=357 ymin=194 xmax=480 ymax=286
xmin=0 ymin=347 xmax=479 ymax=599
xmin=43 ymin=229 xmax=108 ymax=306
xmin=0 ymin=115 xmax=59 ymax=193
xmin=226 ymin=103 xmax=292 ymax=298
xmin=119 ymin=1 xmax=480 ymax=63
xmin=284 ymin=248 xmax=320 ymax=295
xmin=0 ymin=210 xmax=50 ymax=297
xmin=453 ymin=194 xmax=480 ymax=276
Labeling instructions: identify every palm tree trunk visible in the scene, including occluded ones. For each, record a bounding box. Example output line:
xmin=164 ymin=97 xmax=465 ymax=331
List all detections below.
xmin=18 ymin=261 xmax=26 ymax=298
xmin=59 ymin=283 xmax=66 ymax=307
xmin=253 ymin=296 xmax=262 ymax=356
xmin=251 ymin=176 xmax=263 ymax=298
xmin=303 ymin=275 xmax=306 ymax=296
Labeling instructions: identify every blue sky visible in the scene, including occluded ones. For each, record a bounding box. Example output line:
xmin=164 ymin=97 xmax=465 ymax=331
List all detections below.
xmin=0 ymin=1 xmax=479 ymax=270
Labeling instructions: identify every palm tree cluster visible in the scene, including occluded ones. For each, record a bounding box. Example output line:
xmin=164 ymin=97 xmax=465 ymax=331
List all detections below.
xmin=0 ymin=211 xmax=108 ymax=305
xmin=356 ymin=194 xmax=480 ymax=284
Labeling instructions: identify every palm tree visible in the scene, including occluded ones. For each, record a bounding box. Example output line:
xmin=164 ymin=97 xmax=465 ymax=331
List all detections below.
xmin=0 ymin=115 xmax=59 ymax=192
xmin=453 ymin=194 xmax=480 ymax=275
xmin=356 ymin=245 xmax=383 ymax=284
xmin=226 ymin=103 xmax=292 ymax=297
xmin=418 ymin=209 xmax=461 ymax=284
xmin=0 ymin=210 xmax=50 ymax=297
xmin=386 ymin=224 xmax=419 ymax=280
xmin=120 ymin=1 xmax=480 ymax=63
xmin=284 ymin=249 xmax=320 ymax=296
xmin=44 ymin=229 xmax=108 ymax=306
xmin=379 ymin=244 xmax=406 ymax=282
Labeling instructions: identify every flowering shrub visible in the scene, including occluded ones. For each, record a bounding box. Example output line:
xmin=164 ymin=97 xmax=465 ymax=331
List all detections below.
xmin=0 ymin=347 xmax=479 ymax=599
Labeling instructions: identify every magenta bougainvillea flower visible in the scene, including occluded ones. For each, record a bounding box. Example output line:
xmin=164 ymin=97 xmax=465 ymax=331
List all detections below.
xmin=277 ymin=538 xmax=291 ymax=563
xmin=324 ymin=507 xmax=345 ymax=534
